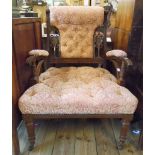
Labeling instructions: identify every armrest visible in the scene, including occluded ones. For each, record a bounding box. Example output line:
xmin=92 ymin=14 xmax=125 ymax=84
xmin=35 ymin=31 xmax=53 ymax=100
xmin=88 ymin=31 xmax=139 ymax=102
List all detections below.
xmin=106 ymin=50 xmax=132 ymax=85
xmin=26 ymin=49 xmax=49 ymax=83
xmin=106 ymin=49 xmax=127 ymax=57
xmin=29 ymin=49 xmax=49 ymax=57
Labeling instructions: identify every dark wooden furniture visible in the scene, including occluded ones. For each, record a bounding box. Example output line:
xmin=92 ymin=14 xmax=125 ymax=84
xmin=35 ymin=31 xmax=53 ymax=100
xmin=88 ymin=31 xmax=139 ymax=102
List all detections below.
xmin=12 ymin=51 xmax=20 ymax=155
xmin=12 ymin=104 xmax=20 ymax=155
xmin=20 ymin=12 xmax=38 ymax=17
xmin=12 ymin=17 xmax=42 ymax=125
xmin=126 ymin=0 xmax=143 ymax=120
xmin=12 ymin=17 xmax=42 ymax=154
xmin=20 ymin=7 xmax=135 ymax=151
xmin=13 ymin=18 xmax=42 ymax=94
xmin=127 ymin=0 xmax=143 ymax=150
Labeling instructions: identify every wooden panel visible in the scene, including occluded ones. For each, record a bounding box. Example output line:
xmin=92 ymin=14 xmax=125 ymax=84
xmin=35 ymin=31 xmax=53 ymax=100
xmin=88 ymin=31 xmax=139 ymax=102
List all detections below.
xmin=110 ymin=0 xmax=135 ymax=51
xmin=128 ymin=0 xmax=143 ymax=59
xmin=12 ymin=105 xmax=20 ymax=155
xmin=115 ymin=0 xmax=135 ymax=31
xmin=110 ymin=13 xmax=116 ymax=28
xmin=12 ymin=44 xmax=21 ymax=155
xmin=111 ymin=28 xmax=131 ymax=51
xmin=12 ymin=18 xmax=42 ymax=153
xmin=13 ymin=18 xmax=42 ymax=93
xmin=126 ymin=0 xmax=143 ymax=122
xmin=34 ymin=21 xmax=42 ymax=49
xmin=12 ymin=18 xmax=42 ymax=155
xmin=13 ymin=23 xmax=35 ymax=93
xmin=12 ymin=49 xmax=20 ymax=107
xmin=12 ymin=48 xmax=22 ymax=125
xmin=12 ymin=19 xmax=42 ymax=154
xmin=131 ymin=0 xmax=143 ymax=27
xmin=128 ymin=27 xmax=143 ymax=58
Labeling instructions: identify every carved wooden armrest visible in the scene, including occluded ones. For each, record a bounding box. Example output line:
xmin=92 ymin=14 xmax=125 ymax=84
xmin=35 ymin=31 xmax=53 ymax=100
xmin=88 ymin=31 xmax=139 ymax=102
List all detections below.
xmin=106 ymin=50 xmax=132 ymax=85
xmin=26 ymin=50 xmax=49 ymax=83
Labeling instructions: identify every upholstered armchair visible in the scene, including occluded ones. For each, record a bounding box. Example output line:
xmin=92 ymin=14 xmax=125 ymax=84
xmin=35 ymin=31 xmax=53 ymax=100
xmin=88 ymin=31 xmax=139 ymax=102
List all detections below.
xmin=18 ymin=6 xmax=138 ymax=151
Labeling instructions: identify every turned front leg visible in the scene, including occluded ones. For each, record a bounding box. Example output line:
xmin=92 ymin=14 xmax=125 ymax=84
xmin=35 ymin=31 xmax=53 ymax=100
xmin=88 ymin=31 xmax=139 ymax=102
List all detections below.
xmin=118 ymin=119 xmax=131 ymax=149
xmin=23 ymin=115 xmax=35 ymax=151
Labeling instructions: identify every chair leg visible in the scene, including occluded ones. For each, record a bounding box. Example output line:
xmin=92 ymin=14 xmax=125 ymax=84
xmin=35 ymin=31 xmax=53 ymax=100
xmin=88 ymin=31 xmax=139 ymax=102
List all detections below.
xmin=118 ymin=118 xmax=131 ymax=150
xmin=23 ymin=115 xmax=35 ymax=151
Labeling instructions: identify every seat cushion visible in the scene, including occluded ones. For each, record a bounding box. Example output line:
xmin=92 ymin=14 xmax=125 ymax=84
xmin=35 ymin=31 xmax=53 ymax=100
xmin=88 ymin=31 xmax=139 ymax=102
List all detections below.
xmin=19 ymin=67 xmax=138 ymax=114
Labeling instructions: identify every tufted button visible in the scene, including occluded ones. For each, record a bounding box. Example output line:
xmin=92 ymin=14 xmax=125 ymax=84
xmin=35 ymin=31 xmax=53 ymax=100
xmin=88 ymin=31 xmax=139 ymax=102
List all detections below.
xmin=69 ymin=50 xmax=73 ymax=53
xmin=60 ymin=26 xmax=67 ymax=32
xmin=30 ymin=90 xmax=36 ymax=96
xmin=74 ymin=42 xmax=79 ymax=47
xmin=85 ymin=27 xmax=89 ymax=31
xmin=67 ymin=34 xmax=73 ymax=39
xmin=81 ymin=51 xmax=87 ymax=56
xmin=79 ymin=33 xmax=84 ymax=38
xmin=115 ymin=89 xmax=122 ymax=95
xmin=62 ymin=41 xmax=67 ymax=46
xmin=73 ymin=27 xmax=78 ymax=32
xmin=58 ymin=25 xmax=95 ymax=58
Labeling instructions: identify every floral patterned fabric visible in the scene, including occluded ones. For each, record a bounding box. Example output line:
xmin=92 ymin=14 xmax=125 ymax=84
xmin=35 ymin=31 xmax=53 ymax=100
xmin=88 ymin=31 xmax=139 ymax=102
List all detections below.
xmin=29 ymin=49 xmax=49 ymax=56
xmin=49 ymin=6 xmax=104 ymax=58
xmin=19 ymin=67 xmax=138 ymax=114
xmin=106 ymin=50 xmax=127 ymax=57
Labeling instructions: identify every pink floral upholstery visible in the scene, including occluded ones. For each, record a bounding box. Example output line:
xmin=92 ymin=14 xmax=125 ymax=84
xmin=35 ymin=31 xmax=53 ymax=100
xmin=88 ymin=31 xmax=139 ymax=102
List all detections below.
xmin=19 ymin=67 xmax=138 ymax=114
xmin=49 ymin=6 xmax=104 ymax=58
xmin=106 ymin=50 xmax=127 ymax=57
xmin=29 ymin=49 xmax=49 ymax=56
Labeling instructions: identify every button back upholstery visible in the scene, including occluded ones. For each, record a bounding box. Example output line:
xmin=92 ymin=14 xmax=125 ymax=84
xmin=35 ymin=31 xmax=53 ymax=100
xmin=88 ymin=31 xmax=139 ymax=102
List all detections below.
xmin=49 ymin=6 xmax=104 ymax=58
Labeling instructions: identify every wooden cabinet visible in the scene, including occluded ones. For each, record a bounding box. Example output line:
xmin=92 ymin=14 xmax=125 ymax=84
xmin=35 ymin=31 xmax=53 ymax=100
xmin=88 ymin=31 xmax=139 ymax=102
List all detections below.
xmin=126 ymin=0 xmax=143 ymax=122
xmin=128 ymin=0 xmax=143 ymax=61
xmin=12 ymin=51 xmax=20 ymax=155
xmin=12 ymin=18 xmax=42 ymax=125
xmin=13 ymin=18 xmax=42 ymax=94
xmin=12 ymin=17 xmax=42 ymax=154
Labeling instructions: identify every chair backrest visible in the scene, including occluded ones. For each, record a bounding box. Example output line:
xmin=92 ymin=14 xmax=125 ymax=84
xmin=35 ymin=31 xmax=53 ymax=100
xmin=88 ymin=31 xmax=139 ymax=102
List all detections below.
xmin=48 ymin=6 xmax=104 ymax=58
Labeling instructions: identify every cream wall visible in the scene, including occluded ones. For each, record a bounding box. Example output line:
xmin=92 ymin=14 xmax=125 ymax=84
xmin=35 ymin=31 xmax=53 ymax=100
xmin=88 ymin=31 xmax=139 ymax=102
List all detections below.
xmin=65 ymin=0 xmax=84 ymax=6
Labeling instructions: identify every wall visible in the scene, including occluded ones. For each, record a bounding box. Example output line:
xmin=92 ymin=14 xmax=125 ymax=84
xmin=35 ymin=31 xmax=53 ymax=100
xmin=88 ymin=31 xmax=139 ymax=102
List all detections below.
xmin=110 ymin=0 xmax=135 ymax=51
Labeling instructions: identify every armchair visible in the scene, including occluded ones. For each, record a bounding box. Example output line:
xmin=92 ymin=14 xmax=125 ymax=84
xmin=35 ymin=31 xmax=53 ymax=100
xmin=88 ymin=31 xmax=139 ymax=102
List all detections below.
xmin=18 ymin=6 xmax=138 ymax=151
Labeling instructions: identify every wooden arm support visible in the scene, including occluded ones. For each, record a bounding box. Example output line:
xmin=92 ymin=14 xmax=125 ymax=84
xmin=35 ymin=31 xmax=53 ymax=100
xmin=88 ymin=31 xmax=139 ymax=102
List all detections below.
xmin=106 ymin=56 xmax=132 ymax=85
xmin=26 ymin=50 xmax=49 ymax=83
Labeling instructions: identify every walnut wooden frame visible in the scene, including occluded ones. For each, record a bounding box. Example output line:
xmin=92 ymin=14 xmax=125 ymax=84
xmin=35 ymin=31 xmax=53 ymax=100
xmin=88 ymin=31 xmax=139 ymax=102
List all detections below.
xmin=23 ymin=114 xmax=133 ymax=151
xmin=23 ymin=6 xmax=134 ymax=151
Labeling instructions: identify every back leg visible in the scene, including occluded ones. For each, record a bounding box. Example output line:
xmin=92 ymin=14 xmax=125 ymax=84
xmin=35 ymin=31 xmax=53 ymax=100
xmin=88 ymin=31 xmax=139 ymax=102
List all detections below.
xmin=23 ymin=115 xmax=35 ymax=151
